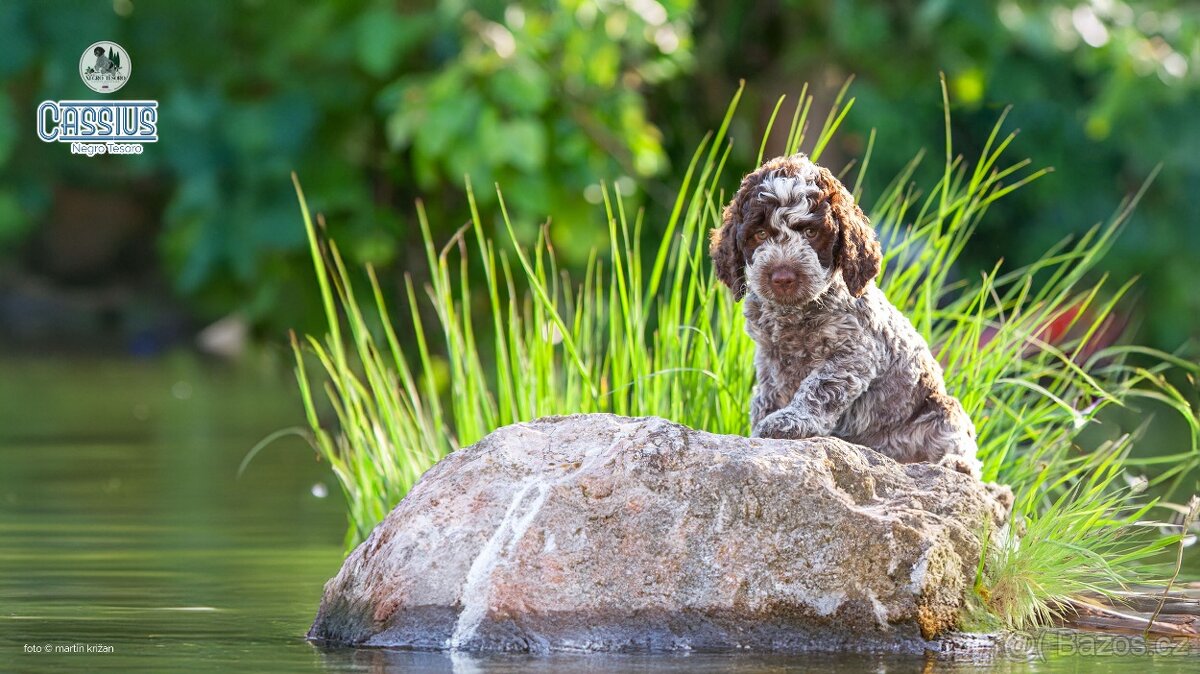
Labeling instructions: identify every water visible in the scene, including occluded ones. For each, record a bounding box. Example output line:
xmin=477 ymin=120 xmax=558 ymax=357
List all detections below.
xmin=0 ymin=355 xmax=1195 ymax=672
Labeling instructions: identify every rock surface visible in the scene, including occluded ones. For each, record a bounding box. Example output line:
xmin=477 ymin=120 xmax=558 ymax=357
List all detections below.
xmin=308 ymin=414 xmax=1008 ymax=653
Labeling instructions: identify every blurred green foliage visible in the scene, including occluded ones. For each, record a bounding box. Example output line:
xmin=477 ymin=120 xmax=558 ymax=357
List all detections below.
xmin=4 ymin=0 xmax=1198 ymax=345
xmin=5 ymin=0 xmax=691 ymax=334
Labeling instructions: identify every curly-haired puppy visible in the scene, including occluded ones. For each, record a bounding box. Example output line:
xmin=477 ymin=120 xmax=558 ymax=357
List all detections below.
xmin=710 ymin=153 xmax=981 ymax=477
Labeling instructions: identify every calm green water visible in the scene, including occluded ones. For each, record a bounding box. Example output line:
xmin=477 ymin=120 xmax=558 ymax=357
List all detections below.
xmin=0 ymin=356 xmax=1195 ymax=672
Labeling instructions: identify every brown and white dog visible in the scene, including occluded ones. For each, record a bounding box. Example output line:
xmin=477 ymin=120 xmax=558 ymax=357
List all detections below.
xmin=710 ymin=153 xmax=982 ymax=476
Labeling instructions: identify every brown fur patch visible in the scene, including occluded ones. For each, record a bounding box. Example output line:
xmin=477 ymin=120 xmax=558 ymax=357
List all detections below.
xmin=710 ymin=203 xmax=747 ymax=298
xmin=812 ymin=166 xmax=881 ymax=298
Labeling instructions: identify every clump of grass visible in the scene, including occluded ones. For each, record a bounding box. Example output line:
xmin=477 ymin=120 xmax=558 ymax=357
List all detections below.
xmin=975 ymin=438 xmax=1172 ymax=630
xmin=291 ymin=79 xmax=1199 ymax=628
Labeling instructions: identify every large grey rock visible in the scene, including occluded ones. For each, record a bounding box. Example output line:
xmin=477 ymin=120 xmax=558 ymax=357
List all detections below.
xmin=308 ymin=414 xmax=1007 ymax=653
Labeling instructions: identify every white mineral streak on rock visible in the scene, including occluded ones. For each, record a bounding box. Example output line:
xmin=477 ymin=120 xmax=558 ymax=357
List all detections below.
xmin=449 ymin=419 xmax=639 ymax=649
xmin=450 ymin=479 xmax=548 ymax=649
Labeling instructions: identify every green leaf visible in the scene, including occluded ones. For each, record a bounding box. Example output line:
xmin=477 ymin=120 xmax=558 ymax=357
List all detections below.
xmin=489 ymin=62 xmax=550 ymax=113
xmin=416 ymin=87 xmax=482 ymax=158
xmin=497 ymin=118 xmax=546 ymax=171
xmin=356 ymin=9 xmax=432 ymax=78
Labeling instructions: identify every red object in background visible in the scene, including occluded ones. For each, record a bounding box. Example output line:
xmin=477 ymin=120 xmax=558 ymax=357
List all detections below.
xmin=976 ymin=300 xmax=1130 ymax=365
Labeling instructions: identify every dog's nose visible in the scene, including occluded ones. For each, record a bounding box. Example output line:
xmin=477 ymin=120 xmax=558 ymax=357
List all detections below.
xmin=771 ymin=268 xmax=798 ymax=292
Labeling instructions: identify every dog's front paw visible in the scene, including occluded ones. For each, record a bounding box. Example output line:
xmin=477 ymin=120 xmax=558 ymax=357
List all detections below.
xmin=752 ymin=409 xmax=813 ymax=439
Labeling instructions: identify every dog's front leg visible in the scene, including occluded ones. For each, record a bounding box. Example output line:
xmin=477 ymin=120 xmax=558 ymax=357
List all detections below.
xmin=752 ymin=352 xmax=878 ymax=440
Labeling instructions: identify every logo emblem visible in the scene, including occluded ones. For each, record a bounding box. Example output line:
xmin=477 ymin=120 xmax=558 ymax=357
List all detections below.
xmin=79 ymin=41 xmax=130 ymax=93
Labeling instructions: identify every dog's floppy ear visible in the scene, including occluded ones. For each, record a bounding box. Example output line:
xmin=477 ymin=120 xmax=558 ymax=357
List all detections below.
xmin=710 ymin=199 xmax=747 ymax=300
xmin=820 ymin=169 xmax=881 ymax=297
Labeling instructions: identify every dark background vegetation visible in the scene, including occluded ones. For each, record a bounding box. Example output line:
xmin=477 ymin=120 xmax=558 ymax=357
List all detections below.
xmin=3 ymin=0 xmax=1197 ymax=355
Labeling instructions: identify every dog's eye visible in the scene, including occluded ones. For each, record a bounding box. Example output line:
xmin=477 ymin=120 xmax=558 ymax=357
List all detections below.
xmin=803 ymin=227 xmax=818 ymax=238
xmin=754 ymin=230 xmax=769 ymax=242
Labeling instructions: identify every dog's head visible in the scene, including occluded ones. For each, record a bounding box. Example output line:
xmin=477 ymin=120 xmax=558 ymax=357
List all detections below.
xmin=709 ymin=153 xmax=881 ymax=305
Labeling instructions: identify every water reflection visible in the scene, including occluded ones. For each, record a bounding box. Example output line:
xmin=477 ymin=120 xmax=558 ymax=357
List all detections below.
xmin=309 ymin=647 xmax=1169 ymax=673
xmin=0 ymin=356 xmax=345 ymax=671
